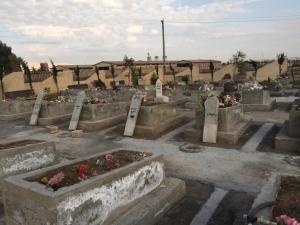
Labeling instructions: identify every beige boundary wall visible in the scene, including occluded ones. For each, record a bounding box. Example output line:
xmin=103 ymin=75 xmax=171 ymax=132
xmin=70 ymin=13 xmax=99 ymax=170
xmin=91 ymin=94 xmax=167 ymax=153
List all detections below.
xmin=1 ymin=59 xmax=288 ymax=95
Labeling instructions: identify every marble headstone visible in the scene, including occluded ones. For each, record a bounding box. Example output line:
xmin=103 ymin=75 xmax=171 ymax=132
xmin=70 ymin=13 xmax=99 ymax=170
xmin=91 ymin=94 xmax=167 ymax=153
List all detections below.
xmin=202 ymin=96 xmax=219 ymax=143
xmin=29 ymin=88 xmax=45 ymax=125
xmin=69 ymin=91 xmax=86 ymax=130
xmin=156 ymin=79 xmax=163 ymax=97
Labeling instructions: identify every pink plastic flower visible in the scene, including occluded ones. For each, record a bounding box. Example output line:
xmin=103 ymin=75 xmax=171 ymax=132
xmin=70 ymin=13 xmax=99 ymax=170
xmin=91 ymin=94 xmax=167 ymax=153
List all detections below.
xmin=105 ymin=153 xmax=113 ymax=161
xmin=92 ymin=171 xmax=98 ymax=176
xmin=48 ymin=172 xmax=64 ymax=186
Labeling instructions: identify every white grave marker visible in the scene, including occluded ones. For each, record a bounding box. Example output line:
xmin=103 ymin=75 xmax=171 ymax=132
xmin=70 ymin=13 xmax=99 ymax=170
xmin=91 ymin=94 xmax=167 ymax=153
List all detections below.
xmin=124 ymin=92 xmax=143 ymax=136
xmin=202 ymin=96 xmax=219 ymax=143
xmin=156 ymin=79 xmax=163 ymax=97
xmin=29 ymin=88 xmax=45 ymax=125
xmin=69 ymin=91 xmax=86 ymax=130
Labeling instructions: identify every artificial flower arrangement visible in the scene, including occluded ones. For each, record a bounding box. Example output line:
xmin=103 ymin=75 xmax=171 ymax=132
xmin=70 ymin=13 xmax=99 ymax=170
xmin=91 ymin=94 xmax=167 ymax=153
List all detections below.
xmin=276 ymin=214 xmax=300 ymax=225
xmin=40 ymin=151 xmax=152 ymax=191
xmin=242 ymin=81 xmax=263 ymax=91
xmin=218 ymin=93 xmax=240 ymax=108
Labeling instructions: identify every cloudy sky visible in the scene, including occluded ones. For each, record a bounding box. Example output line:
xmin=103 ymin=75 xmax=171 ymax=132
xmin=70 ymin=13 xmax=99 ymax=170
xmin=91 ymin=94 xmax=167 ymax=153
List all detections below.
xmin=0 ymin=0 xmax=300 ymax=66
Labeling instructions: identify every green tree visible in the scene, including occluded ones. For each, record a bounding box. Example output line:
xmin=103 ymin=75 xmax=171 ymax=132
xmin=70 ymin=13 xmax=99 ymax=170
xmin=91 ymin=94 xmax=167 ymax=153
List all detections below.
xmin=21 ymin=60 xmax=34 ymax=93
xmin=131 ymin=67 xmax=139 ymax=87
xmin=0 ymin=41 xmax=22 ymax=75
xmin=231 ymin=50 xmax=246 ymax=80
xmin=209 ymin=61 xmax=215 ymax=83
xmin=169 ymin=63 xmax=176 ymax=88
xmin=50 ymin=59 xmax=59 ymax=93
xmin=150 ymin=72 xmax=158 ymax=85
xmin=249 ymin=60 xmax=258 ymax=80
xmin=75 ymin=65 xmax=80 ymax=86
xmin=0 ymin=66 xmax=4 ymax=99
xmin=181 ymin=75 xmax=189 ymax=84
xmin=123 ymin=55 xmax=134 ymax=85
xmin=277 ymin=53 xmax=286 ymax=77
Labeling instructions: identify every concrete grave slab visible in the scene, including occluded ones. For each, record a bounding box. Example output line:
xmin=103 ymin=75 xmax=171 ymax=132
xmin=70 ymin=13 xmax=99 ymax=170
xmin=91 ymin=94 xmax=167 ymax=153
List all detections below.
xmin=203 ymin=96 xmax=219 ymax=143
xmin=69 ymin=91 xmax=86 ymax=130
xmin=29 ymin=88 xmax=45 ymax=125
xmin=0 ymin=100 xmax=35 ymax=121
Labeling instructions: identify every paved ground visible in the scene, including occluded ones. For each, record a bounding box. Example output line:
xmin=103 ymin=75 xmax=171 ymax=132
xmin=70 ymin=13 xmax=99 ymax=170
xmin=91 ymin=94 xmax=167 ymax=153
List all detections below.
xmin=0 ymin=108 xmax=299 ymax=225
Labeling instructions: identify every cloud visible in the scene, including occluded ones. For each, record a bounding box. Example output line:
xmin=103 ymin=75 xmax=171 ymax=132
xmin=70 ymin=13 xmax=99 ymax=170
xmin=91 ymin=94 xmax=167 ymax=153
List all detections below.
xmin=0 ymin=0 xmax=298 ymax=63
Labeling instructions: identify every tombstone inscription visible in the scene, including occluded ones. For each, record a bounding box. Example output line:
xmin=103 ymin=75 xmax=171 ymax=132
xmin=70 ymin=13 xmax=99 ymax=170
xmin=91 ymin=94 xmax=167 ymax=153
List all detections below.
xmin=202 ymin=96 xmax=219 ymax=143
xmin=68 ymin=91 xmax=86 ymax=130
xmin=29 ymin=88 xmax=45 ymax=125
xmin=124 ymin=92 xmax=143 ymax=137
xmin=156 ymin=79 xmax=163 ymax=97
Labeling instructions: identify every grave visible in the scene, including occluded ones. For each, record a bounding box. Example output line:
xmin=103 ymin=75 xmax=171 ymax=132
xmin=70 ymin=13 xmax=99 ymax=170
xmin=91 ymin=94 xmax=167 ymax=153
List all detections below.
xmin=155 ymin=79 xmax=170 ymax=103
xmin=202 ymin=96 xmax=219 ymax=143
xmin=69 ymin=91 xmax=86 ymax=130
xmin=241 ymin=89 xmax=275 ymax=112
xmin=0 ymin=140 xmax=58 ymax=202
xmin=184 ymin=101 xmax=251 ymax=145
xmin=2 ymin=149 xmax=185 ymax=225
xmin=0 ymin=100 xmax=35 ymax=121
xmin=275 ymin=107 xmax=300 ymax=154
xmin=78 ymin=101 xmax=129 ymax=131
xmin=118 ymin=100 xmax=190 ymax=139
xmin=38 ymin=101 xmax=75 ymax=126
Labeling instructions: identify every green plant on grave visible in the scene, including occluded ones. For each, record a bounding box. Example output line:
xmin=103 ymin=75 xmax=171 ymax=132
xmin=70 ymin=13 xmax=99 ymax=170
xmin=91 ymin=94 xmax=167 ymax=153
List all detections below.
xmin=181 ymin=75 xmax=189 ymax=84
xmin=150 ymin=72 xmax=158 ymax=85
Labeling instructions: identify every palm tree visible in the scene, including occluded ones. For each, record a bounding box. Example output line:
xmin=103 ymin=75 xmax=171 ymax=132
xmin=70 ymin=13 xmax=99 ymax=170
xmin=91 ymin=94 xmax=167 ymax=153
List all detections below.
xmin=155 ymin=65 xmax=159 ymax=75
xmin=21 ymin=60 xmax=34 ymax=93
xmin=50 ymin=59 xmax=59 ymax=93
xmin=290 ymin=60 xmax=296 ymax=84
xmin=209 ymin=61 xmax=215 ymax=83
xmin=123 ymin=55 xmax=134 ymax=85
xmin=277 ymin=53 xmax=286 ymax=77
xmin=249 ymin=60 xmax=258 ymax=80
xmin=169 ymin=63 xmax=176 ymax=88
xmin=75 ymin=65 xmax=80 ymax=86
xmin=0 ymin=65 xmax=4 ymax=99
xmin=232 ymin=50 xmax=246 ymax=80
xmin=111 ymin=63 xmax=116 ymax=89
xmin=94 ymin=66 xmax=101 ymax=86
xmin=189 ymin=62 xmax=193 ymax=84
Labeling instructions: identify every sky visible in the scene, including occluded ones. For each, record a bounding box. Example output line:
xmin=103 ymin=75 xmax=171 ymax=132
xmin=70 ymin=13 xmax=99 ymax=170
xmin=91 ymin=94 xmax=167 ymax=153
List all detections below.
xmin=0 ymin=0 xmax=300 ymax=67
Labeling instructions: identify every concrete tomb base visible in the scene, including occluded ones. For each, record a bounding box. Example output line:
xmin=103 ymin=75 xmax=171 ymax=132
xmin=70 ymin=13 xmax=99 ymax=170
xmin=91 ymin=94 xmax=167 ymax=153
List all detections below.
xmin=2 ymin=149 xmax=185 ymax=225
xmin=0 ymin=100 xmax=35 ymax=121
xmin=118 ymin=103 xmax=190 ymax=139
xmin=78 ymin=102 xmax=129 ymax=131
xmin=183 ymin=104 xmax=251 ymax=145
xmin=242 ymin=90 xmax=275 ymax=112
xmin=0 ymin=140 xmax=58 ymax=202
xmin=37 ymin=102 xmax=74 ymax=126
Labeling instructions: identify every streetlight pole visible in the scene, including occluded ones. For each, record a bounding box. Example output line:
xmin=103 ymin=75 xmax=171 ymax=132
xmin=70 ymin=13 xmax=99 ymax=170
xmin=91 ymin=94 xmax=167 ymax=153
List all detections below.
xmin=161 ymin=19 xmax=166 ymax=78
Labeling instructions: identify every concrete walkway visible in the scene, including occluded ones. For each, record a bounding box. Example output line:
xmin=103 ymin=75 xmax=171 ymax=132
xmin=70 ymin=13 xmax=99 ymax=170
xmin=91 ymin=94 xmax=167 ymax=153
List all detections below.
xmin=190 ymin=188 xmax=228 ymax=225
xmin=241 ymin=123 xmax=274 ymax=152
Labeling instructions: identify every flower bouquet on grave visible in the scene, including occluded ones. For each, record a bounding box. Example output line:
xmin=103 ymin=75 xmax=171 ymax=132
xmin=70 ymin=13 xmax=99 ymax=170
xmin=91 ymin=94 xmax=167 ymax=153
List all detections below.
xmin=218 ymin=93 xmax=239 ymax=108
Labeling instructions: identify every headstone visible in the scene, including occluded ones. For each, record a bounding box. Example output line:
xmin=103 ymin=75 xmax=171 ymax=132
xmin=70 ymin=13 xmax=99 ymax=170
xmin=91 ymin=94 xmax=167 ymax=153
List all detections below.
xmin=156 ymin=79 xmax=163 ymax=97
xmin=124 ymin=92 xmax=143 ymax=137
xmin=69 ymin=91 xmax=86 ymax=130
xmin=29 ymin=88 xmax=45 ymax=125
xmin=202 ymin=96 xmax=219 ymax=143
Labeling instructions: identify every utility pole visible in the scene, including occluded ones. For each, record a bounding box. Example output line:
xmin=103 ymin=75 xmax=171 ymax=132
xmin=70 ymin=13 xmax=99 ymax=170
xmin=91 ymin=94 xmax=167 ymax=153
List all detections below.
xmin=161 ymin=19 xmax=166 ymax=77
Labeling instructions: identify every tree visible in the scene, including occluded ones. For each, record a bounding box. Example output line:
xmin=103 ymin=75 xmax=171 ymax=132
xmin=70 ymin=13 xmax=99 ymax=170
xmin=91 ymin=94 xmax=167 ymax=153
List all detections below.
xmin=0 ymin=41 xmax=22 ymax=75
xmin=249 ymin=60 xmax=258 ymax=80
xmin=155 ymin=65 xmax=159 ymax=75
xmin=21 ymin=60 xmax=34 ymax=93
xmin=75 ymin=65 xmax=80 ymax=86
xmin=0 ymin=66 xmax=4 ymax=99
xmin=150 ymin=72 xmax=158 ymax=85
xmin=50 ymin=59 xmax=59 ymax=93
xmin=94 ymin=66 xmax=102 ymax=87
xmin=209 ymin=61 xmax=215 ymax=83
xmin=123 ymin=55 xmax=134 ymax=85
xmin=181 ymin=75 xmax=189 ymax=84
xmin=277 ymin=53 xmax=286 ymax=77
xmin=111 ymin=63 xmax=116 ymax=89
xmin=231 ymin=50 xmax=246 ymax=80
xmin=169 ymin=63 xmax=176 ymax=88
xmin=290 ymin=60 xmax=296 ymax=84
xmin=189 ymin=63 xmax=193 ymax=84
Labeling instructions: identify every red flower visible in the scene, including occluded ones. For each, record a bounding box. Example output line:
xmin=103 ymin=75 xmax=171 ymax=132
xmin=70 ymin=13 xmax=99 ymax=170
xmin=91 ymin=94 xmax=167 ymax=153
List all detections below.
xmin=105 ymin=153 xmax=113 ymax=161
xmin=79 ymin=164 xmax=88 ymax=175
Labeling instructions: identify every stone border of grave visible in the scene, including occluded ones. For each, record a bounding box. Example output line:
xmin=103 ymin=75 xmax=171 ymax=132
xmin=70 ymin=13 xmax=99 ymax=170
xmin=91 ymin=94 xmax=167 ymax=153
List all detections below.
xmin=77 ymin=102 xmax=129 ymax=131
xmin=0 ymin=100 xmax=35 ymax=121
xmin=275 ymin=108 xmax=300 ymax=153
xmin=0 ymin=140 xmax=58 ymax=202
xmin=38 ymin=101 xmax=75 ymax=126
xmin=250 ymin=173 xmax=299 ymax=221
xmin=241 ymin=90 xmax=276 ymax=112
xmin=2 ymin=148 xmax=185 ymax=225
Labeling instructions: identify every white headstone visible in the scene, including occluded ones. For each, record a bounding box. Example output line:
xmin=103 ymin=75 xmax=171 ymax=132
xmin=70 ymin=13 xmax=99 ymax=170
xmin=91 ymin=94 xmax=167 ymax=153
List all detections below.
xmin=124 ymin=92 xmax=143 ymax=136
xmin=202 ymin=96 xmax=219 ymax=143
xmin=29 ymin=88 xmax=45 ymax=125
xmin=156 ymin=79 xmax=163 ymax=97
xmin=69 ymin=91 xmax=86 ymax=130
